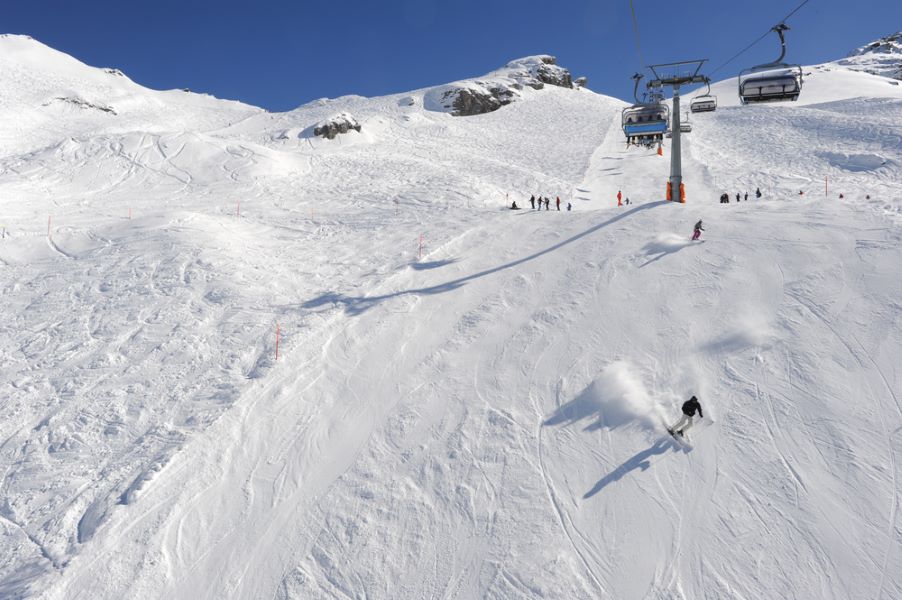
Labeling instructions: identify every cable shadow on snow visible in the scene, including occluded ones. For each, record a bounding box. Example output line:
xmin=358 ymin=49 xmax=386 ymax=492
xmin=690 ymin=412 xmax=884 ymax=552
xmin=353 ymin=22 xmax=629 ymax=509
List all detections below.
xmin=409 ymin=258 xmax=458 ymax=271
xmin=583 ymin=437 xmax=686 ymax=499
xmin=304 ymin=201 xmax=668 ymax=315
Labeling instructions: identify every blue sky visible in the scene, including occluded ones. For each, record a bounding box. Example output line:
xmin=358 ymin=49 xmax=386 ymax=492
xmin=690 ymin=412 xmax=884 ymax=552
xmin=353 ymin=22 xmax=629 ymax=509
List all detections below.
xmin=6 ymin=0 xmax=901 ymax=111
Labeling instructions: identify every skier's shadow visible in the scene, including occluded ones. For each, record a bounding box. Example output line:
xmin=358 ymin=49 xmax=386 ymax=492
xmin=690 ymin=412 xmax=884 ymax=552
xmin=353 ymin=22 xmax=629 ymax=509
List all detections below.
xmin=583 ymin=437 xmax=688 ymax=499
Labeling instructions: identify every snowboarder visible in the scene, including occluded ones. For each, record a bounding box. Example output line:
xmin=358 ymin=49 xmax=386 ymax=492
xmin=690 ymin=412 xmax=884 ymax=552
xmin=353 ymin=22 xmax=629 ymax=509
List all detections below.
xmin=719 ymin=193 xmax=729 ymax=204
xmin=510 ymin=200 xmax=520 ymax=210
xmin=567 ymin=202 xmax=572 ymax=211
xmin=692 ymin=219 xmax=704 ymax=241
xmin=744 ymin=192 xmax=748 ymax=201
xmin=530 ymin=195 xmax=536 ymax=210
xmin=668 ymin=395 xmax=704 ymax=438
xmin=556 ymin=196 xmax=561 ymax=211
xmin=625 ymin=197 xmax=630 ymax=205
xmin=755 ymin=187 xmax=762 ymax=198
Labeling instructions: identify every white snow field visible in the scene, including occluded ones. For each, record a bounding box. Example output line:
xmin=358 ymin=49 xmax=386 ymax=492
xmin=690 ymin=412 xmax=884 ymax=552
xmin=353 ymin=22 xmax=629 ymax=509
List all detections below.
xmin=1 ymin=33 xmax=901 ymax=599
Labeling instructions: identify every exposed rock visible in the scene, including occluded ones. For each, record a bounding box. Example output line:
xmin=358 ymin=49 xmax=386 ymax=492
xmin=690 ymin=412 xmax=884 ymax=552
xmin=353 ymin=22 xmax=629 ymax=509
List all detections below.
xmin=42 ymin=96 xmax=117 ymax=115
xmin=313 ymin=112 xmax=361 ymax=139
xmin=574 ymin=76 xmax=588 ymax=89
xmin=839 ymin=32 xmax=902 ymax=80
xmin=424 ymin=55 xmax=576 ymax=117
xmin=104 ymin=68 xmax=125 ymax=77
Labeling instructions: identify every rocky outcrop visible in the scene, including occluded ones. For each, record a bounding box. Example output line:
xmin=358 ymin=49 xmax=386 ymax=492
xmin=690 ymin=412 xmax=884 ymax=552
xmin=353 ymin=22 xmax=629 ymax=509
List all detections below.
xmin=424 ymin=55 xmax=576 ymax=117
xmin=839 ymin=32 xmax=902 ymax=80
xmin=439 ymin=83 xmax=517 ymax=116
xmin=42 ymin=96 xmax=117 ymax=115
xmin=313 ymin=112 xmax=361 ymax=139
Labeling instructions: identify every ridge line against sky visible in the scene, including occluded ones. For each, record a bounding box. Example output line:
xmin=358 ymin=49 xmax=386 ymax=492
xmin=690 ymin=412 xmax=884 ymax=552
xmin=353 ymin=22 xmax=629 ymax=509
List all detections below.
xmin=5 ymin=0 xmax=902 ymax=111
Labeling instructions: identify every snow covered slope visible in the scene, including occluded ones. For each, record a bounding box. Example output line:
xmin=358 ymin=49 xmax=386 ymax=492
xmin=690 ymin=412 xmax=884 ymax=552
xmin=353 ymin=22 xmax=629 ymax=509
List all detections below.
xmin=0 ymin=34 xmax=900 ymax=600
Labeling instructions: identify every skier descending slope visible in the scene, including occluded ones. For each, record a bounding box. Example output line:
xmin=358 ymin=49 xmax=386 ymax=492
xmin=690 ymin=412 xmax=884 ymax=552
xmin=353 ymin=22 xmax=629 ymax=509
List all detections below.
xmin=668 ymin=396 xmax=704 ymax=439
xmin=691 ymin=219 xmax=704 ymax=241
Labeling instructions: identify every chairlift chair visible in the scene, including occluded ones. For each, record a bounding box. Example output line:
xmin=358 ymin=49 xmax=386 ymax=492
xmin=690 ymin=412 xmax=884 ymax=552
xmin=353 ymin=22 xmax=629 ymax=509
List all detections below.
xmin=622 ymin=73 xmax=670 ymax=144
xmin=738 ymin=23 xmax=803 ymax=104
xmin=690 ymin=77 xmax=717 ymax=112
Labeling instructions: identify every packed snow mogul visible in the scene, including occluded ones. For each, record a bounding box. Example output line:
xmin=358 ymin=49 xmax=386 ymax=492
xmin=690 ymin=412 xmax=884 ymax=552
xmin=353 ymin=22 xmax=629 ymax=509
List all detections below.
xmin=692 ymin=219 xmax=704 ymax=241
xmin=668 ymin=396 xmax=704 ymax=438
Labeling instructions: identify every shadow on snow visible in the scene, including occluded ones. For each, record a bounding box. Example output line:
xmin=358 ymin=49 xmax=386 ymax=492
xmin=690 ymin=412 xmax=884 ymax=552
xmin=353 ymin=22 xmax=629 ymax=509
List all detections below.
xmin=304 ymin=201 xmax=668 ymax=315
xmin=583 ymin=437 xmax=687 ymax=499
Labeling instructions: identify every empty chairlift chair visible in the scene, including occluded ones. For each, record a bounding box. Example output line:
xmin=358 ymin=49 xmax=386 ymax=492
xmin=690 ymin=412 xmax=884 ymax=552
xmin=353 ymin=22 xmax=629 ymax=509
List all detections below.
xmin=690 ymin=78 xmax=717 ymax=113
xmin=738 ymin=23 xmax=803 ymax=104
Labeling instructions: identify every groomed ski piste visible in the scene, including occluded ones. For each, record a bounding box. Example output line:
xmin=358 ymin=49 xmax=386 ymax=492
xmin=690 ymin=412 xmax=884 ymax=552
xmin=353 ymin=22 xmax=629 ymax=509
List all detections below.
xmin=1 ymin=33 xmax=901 ymax=599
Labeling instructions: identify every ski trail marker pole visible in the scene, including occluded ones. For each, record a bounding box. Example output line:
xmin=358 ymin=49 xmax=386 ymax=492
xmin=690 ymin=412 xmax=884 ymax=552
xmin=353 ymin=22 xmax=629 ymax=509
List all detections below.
xmin=275 ymin=323 xmax=280 ymax=361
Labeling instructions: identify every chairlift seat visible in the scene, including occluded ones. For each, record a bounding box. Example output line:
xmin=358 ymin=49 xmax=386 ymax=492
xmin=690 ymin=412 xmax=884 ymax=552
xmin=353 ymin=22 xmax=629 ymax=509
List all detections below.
xmin=690 ymin=96 xmax=717 ymax=112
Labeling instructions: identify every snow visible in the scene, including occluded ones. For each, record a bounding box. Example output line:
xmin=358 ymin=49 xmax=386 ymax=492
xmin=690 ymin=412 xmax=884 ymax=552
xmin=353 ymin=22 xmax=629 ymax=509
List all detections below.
xmin=0 ymin=33 xmax=901 ymax=600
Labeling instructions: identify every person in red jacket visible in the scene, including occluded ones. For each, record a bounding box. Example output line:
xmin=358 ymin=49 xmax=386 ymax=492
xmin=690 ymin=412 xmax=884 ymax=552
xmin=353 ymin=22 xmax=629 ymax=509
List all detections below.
xmin=556 ymin=196 xmax=561 ymax=211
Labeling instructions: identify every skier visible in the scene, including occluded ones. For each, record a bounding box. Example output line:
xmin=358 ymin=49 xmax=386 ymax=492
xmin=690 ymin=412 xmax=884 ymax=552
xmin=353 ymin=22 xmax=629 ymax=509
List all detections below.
xmin=567 ymin=202 xmax=572 ymax=211
xmin=545 ymin=197 xmax=550 ymax=211
xmin=617 ymin=190 xmax=623 ymax=207
xmin=625 ymin=197 xmax=630 ymax=205
xmin=556 ymin=196 xmax=561 ymax=211
xmin=530 ymin=195 xmax=536 ymax=210
xmin=692 ymin=219 xmax=704 ymax=241
xmin=668 ymin=395 xmax=704 ymax=438
xmin=744 ymin=192 xmax=748 ymax=201
xmin=755 ymin=187 xmax=762 ymax=198
xmin=735 ymin=192 xmax=740 ymax=202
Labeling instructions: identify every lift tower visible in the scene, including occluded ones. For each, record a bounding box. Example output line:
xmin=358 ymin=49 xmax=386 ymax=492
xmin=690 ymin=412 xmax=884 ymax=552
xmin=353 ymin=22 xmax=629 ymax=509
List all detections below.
xmin=648 ymin=60 xmax=707 ymax=203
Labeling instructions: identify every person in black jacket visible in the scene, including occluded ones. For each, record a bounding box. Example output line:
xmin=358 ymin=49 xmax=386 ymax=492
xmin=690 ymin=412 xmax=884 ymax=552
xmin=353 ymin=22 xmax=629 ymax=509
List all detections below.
xmin=668 ymin=395 xmax=703 ymax=437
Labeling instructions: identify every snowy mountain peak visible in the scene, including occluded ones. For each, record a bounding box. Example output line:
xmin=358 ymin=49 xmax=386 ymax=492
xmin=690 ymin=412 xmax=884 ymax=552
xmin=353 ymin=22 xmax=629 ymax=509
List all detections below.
xmin=838 ymin=31 xmax=902 ymax=80
xmin=423 ymin=54 xmax=576 ymax=116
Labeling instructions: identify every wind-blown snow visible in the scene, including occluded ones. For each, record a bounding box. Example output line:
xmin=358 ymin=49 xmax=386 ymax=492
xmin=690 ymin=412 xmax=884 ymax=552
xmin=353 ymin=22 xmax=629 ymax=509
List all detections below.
xmin=0 ymin=33 xmax=901 ymax=600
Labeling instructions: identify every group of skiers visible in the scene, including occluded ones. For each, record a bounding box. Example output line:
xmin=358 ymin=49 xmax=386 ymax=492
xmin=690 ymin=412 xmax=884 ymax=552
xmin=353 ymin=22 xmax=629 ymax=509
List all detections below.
xmin=720 ymin=187 xmax=762 ymax=204
xmin=527 ymin=194 xmax=571 ymax=211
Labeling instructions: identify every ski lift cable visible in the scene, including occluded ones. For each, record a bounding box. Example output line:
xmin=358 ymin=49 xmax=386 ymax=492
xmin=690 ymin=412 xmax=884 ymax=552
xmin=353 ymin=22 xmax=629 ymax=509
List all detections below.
xmin=628 ymin=0 xmax=647 ymax=70
xmin=707 ymin=0 xmax=812 ymax=79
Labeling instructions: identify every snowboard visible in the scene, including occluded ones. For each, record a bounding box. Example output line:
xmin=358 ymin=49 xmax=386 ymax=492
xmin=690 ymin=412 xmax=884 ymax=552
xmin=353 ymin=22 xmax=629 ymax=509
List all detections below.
xmin=666 ymin=428 xmax=691 ymax=446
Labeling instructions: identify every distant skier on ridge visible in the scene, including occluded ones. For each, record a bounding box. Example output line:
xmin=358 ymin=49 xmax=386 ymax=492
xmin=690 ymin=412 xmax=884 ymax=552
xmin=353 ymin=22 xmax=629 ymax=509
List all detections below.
xmin=667 ymin=395 xmax=704 ymax=438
